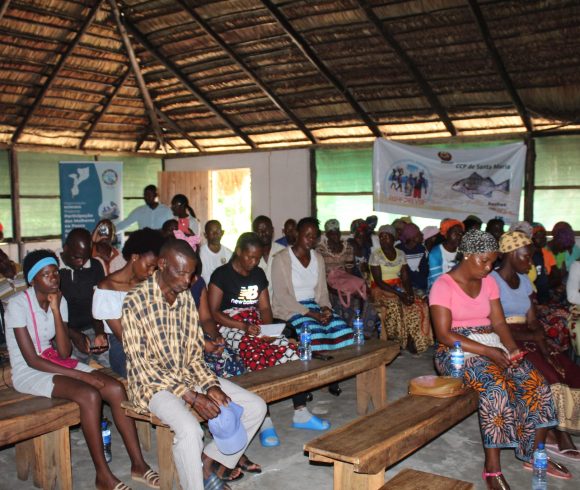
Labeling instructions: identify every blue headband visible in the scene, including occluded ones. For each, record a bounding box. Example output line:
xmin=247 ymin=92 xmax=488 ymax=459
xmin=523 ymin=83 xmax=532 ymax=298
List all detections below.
xmin=27 ymin=257 xmax=58 ymax=283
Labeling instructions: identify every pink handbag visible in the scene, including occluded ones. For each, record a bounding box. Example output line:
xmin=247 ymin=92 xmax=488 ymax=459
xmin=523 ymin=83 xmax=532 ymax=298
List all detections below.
xmin=327 ymin=269 xmax=367 ymax=308
xmin=25 ymin=291 xmax=78 ymax=369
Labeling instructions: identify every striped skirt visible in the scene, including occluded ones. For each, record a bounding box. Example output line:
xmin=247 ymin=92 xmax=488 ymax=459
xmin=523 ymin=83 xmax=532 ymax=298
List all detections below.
xmin=289 ymin=299 xmax=354 ymax=351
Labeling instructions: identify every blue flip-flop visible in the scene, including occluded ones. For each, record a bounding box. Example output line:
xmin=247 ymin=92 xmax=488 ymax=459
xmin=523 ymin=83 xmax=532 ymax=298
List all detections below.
xmin=259 ymin=427 xmax=280 ymax=447
xmin=291 ymin=415 xmax=331 ymax=431
xmin=203 ymin=472 xmax=228 ymax=490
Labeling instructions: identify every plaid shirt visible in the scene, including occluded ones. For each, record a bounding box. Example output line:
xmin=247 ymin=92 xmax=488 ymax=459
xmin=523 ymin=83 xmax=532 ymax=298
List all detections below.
xmin=122 ymin=271 xmax=218 ymax=413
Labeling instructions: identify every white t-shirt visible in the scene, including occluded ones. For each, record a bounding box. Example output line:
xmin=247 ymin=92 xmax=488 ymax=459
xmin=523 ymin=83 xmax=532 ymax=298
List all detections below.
xmin=258 ymin=241 xmax=285 ymax=295
xmin=290 ymin=249 xmax=318 ymax=301
xmin=441 ymin=247 xmax=458 ymax=273
xmin=199 ymin=243 xmax=233 ymax=284
xmin=92 ymin=288 xmax=128 ymax=335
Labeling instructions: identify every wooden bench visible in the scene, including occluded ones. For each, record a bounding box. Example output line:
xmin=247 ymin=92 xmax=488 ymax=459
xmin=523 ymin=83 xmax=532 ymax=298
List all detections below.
xmin=380 ymin=468 xmax=474 ymax=489
xmin=122 ymin=340 xmax=400 ymax=489
xmin=304 ymin=390 xmax=479 ymax=490
xmin=0 ymin=362 xmax=80 ymax=490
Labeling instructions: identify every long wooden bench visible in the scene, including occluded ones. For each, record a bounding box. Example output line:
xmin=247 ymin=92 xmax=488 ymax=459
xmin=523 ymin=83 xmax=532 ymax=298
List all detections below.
xmin=0 ymin=362 xmax=80 ymax=490
xmin=380 ymin=468 xmax=474 ymax=489
xmin=122 ymin=340 xmax=400 ymax=489
xmin=304 ymin=390 xmax=479 ymax=490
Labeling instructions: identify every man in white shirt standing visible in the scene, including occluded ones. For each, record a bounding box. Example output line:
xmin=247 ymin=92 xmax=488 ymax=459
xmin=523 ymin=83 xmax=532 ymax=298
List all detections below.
xmin=115 ymin=185 xmax=173 ymax=232
xmin=199 ymin=220 xmax=233 ymax=284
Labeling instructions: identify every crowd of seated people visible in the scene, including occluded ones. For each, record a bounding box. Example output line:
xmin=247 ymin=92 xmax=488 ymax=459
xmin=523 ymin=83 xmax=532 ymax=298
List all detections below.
xmin=1 ymin=183 xmax=578 ymax=490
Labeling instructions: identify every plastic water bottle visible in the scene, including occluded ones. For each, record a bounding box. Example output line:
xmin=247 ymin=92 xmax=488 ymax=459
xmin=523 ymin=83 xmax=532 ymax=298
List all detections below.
xmin=532 ymin=443 xmax=548 ymax=489
xmin=450 ymin=341 xmax=464 ymax=379
xmin=101 ymin=419 xmax=112 ymax=463
xmin=299 ymin=324 xmax=312 ymax=361
xmin=353 ymin=309 xmax=365 ymax=345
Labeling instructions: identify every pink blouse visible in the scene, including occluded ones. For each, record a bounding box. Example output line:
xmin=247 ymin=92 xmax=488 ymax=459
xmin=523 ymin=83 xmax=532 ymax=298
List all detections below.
xmin=429 ymin=274 xmax=499 ymax=328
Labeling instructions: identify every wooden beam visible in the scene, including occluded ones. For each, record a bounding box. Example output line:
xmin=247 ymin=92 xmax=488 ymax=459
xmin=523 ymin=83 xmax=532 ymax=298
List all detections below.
xmin=108 ymin=0 xmax=166 ymax=152
xmin=0 ymin=0 xmax=12 ymax=22
xmin=523 ymin=135 xmax=535 ymax=223
xmin=79 ymin=69 xmax=132 ymax=149
xmin=467 ymin=0 xmax=533 ymax=132
xmin=175 ymin=0 xmax=317 ymax=144
xmin=121 ymin=19 xmax=257 ymax=149
xmin=260 ymin=0 xmax=382 ymax=138
xmin=11 ymin=0 xmax=105 ymax=143
xmin=356 ymin=0 xmax=456 ymax=137
xmin=155 ymin=107 xmax=203 ymax=152
xmin=8 ymin=148 xmax=22 ymax=261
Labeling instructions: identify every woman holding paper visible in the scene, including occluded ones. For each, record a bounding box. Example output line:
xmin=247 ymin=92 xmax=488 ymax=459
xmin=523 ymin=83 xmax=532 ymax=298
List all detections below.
xmin=208 ymin=232 xmax=329 ymax=447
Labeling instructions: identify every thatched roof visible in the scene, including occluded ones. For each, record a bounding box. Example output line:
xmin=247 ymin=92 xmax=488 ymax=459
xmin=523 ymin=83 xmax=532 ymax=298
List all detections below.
xmin=0 ymin=0 xmax=579 ymax=155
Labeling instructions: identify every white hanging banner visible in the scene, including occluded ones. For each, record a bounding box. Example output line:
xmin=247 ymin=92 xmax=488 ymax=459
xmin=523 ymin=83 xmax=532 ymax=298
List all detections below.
xmin=372 ymin=138 xmax=526 ymax=223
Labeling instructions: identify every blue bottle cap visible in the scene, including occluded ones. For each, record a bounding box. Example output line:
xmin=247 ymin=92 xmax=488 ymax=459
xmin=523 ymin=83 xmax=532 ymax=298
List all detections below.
xmin=454 ymin=341 xmax=461 ymax=347
xmin=537 ymin=442 xmax=544 ymax=450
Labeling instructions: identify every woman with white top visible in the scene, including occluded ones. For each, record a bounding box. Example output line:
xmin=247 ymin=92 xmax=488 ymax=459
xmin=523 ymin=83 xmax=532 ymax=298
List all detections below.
xmin=92 ymin=228 xmax=164 ymax=378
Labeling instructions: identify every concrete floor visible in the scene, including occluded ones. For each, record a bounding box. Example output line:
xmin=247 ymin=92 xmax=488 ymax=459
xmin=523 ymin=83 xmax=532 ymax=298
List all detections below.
xmin=0 ymin=347 xmax=577 ymax=489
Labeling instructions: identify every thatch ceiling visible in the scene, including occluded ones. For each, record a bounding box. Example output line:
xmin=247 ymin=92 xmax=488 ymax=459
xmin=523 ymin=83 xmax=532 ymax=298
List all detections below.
xmin=0 ymin=0 xmax=579 ymax=155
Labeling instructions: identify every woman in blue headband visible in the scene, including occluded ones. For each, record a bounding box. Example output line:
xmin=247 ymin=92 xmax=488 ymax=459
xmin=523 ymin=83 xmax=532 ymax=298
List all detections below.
xmin=4 ymin=249 xmax=159 ymax=490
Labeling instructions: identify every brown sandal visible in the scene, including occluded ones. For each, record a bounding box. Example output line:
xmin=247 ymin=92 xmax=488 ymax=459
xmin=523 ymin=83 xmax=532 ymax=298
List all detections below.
xmin=132 ymin=469 xmax=160 ymax=489
xmin=482 ymin=470 xmax=510 ymax=490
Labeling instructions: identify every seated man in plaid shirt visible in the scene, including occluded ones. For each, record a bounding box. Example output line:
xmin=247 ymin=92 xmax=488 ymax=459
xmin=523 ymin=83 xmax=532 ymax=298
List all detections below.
xmin=122 ymin=238 xmax=266 ymax=490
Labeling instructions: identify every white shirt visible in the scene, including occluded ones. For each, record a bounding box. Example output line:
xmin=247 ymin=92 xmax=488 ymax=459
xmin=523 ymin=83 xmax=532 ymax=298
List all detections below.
xmin=258 ymin=241 xmax=285 ymax=295
xmin=289 ymin=249 xmax=318 ymax=301
xmin=567 ymin=261 xmax=580 ymax=305
xmin=92 ymin=288 xmax=128 ymax=335
xmin=441 ymin=247 xmax=458 ymax=273
xmin=199 ymin=243 xmax=233 ymax=284
xmin=115 ymin=203 xmax=173 ymax=232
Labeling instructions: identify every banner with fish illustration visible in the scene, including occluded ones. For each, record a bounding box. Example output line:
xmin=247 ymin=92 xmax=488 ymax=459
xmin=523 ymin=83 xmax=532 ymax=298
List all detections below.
xmin=372 ymin=139 xmax=526 ymax=223
xmin=59 ymin=161 xmax=123 ymax=241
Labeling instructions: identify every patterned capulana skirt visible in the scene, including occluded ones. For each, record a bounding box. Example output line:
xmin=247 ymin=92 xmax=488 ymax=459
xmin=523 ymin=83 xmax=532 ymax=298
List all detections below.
xmin=289 ymin=299 xmax=354 ymax=351
xmin=435 ymin=325 xmax=557 ymax=462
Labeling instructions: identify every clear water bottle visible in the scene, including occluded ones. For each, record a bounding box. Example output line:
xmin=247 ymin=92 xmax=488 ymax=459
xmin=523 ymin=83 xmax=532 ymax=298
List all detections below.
xmin=450 ymin=341 xmax=464 ymax=379
xmin=532 ymin=442 xmax=548 ymax=489
xmin=299 ymin=323 xmax=312 ymax=361
xmin=101 ymin=419 xmax=112 ymax=463
xmin=353 ymin=309 xmax=365 ymax=345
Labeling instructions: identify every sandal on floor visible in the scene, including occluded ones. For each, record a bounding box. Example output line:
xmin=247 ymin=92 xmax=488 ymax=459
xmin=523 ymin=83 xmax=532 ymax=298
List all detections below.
xmin=212 ymin=461 xmax=244 ymax=482
xmin=291 ymin=415 xmax=330 ymax=431
xmin=236 ymin=455 xmax=262 ymax=474
xmin=203 ymin=472 xmax=231 ymax=490
xmin=112 ymin=483 xmax=133 ymax=490
xmin=545 ymin=443 xmax=580 ymax=462
xmin=482 ymin=470 xmax=510 ymax=490
xmin=131 ymin=469 xmax=160 ymax=489
xmin=523 ymin=458 xmax=572 ymax=479
xmin=259 ymin=427 xmax=280 ymax=447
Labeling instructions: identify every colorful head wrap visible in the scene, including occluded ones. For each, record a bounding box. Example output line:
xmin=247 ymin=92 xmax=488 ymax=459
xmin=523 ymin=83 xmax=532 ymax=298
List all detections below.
xmin=458 ymin=230 xmax=498 ymax=255
xmin=350 ymin=219 xmax=365 ymax=234
xmin=400 ymin=223 xmax=420 ymax=242
xmin=324 ymin=219 xmax=340 ymax=232
xmin=421 ymin=226 xmax=439 ymax=241
xmin=499 ymin=231 xmax=532 ymax=253
xmin=532 ymin=222 xmax=545 ymax=236
xmin=27 ymin=257 xmax=58 ymax=283
xmin=508 ymin=221 xmax=533 ymax=238
xmin=440 ymin=219 xmax=464 ymax=237
xmin=378 ymin=224 xmax=396 ymax=237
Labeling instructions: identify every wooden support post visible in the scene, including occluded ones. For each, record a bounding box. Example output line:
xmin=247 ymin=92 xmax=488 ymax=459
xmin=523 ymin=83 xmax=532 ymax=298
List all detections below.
xmin=8 ymin=148 xmax=22 ymax=262
xmin=310 ymin=148 xmax=317 ymax=217
xmin=333 ymin=461 xmax=384 ymax=490
xmin=136 ymin=420 xmax=152 ymax=452
xmin=108 ymin=0 xmax=166 ymax=151
xmin=524 ymin=135 xmax=535 ymax=223
xmin=356 ymin=365 xmax=387 ymax=415
xmin=156 ymin=427 xmax=177 ymax=490
xmin=15 ymin=439 xmax=39 ymax=485
xmin=33 ymin=428 xmax=73 ymax=490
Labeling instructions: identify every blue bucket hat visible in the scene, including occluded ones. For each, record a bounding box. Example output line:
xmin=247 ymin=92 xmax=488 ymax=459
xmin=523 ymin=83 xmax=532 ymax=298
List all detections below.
xmin=208 ymin=402 xmax=247 ymax=455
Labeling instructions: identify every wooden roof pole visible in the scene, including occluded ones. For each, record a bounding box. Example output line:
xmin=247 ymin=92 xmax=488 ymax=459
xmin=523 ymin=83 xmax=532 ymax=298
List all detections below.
xmin=260 ymin=0 xmax=382 ymax=138
xmin=175 ymin=0 xmax=317 ymax=144
xmin=108 ymin=0 xmax=166 ymax=152
xmin=79 ymin=68 xmax=131 ymax=149
xmin=11 ymin=0 xmax=105 ymax=143
xmin=357 ymin=0 xmax=456 ymax=136
xmin=122 ymin=19 xmax=256 ymax=149
xmin=467 ymin=0 xmax=533 ymax=132
xmin=0 ymin=0 xmax=12 ymax=22
xmin=154 ymin=106 xmax=204 ymax=152
xmin=135 ymin=125 xmax=152 ymax=152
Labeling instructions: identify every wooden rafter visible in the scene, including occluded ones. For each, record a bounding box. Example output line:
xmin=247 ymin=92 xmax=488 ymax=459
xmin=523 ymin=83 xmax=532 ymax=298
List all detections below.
xmin=11 ymin=0 xmax=105 ymax=143
xmin=121 ymin=17 xmax=257 ymax=149
xmin=155 ymin=106 xmax=203 ymax=152
xmin=467 ymin=0 xmax=533 ymax=132
xmin=0 ymin=0 xmax=12 ymax=22
xmin=79 ymin=68 xmax=131 ymax=149
xmin=175 ymin=0 xmax=317 ymax=144
xmin=356 ymin=0 xmax=456 ymax=137
xmin=260 ymin=0 xmax=382 ymax=138
xmin=108 ymin=0 xmax=166 ymax=151
xmin=135 ymin=124 xmax=152 ymax=152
